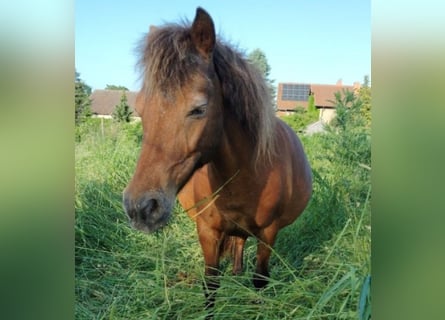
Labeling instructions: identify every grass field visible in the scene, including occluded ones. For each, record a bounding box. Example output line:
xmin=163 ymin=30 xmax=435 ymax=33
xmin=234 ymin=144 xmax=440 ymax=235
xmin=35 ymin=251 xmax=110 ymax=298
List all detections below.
xmin=75 ymin=107 xmax=371 ymax=319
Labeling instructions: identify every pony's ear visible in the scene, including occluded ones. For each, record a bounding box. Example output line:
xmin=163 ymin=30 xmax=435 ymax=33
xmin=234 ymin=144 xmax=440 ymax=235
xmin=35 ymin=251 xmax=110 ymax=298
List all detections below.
xmin=149 ymin=25 xmax=158 ymax=34
xmin=191 ymin=7 xmax=215 ymax=59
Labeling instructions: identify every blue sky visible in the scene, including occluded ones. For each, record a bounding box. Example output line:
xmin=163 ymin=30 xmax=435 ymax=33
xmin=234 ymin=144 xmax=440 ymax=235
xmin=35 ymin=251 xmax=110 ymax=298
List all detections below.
xmin=75 ymin=0 xmax=370 ymax=91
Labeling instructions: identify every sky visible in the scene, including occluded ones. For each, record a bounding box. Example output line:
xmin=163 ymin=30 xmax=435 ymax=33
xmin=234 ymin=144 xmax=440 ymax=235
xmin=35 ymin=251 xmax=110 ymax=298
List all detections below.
xmin=75 ymin=0 xmax=370 ymax=92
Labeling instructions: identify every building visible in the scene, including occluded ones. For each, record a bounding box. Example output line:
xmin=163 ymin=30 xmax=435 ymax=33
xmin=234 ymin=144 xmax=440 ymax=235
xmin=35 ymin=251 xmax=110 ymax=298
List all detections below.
xmin=90 ymin=89 xmax=140 ymax=118
xmin=276 ymin=80 xmax=361 ymax=124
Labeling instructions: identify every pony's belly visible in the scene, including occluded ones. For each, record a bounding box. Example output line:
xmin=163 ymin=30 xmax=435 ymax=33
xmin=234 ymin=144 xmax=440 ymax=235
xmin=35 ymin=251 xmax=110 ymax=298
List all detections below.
xmin=219 ymin=209 xmax=259 ymax=238
xmin=225 ymin=225 xmax=250 ymax=238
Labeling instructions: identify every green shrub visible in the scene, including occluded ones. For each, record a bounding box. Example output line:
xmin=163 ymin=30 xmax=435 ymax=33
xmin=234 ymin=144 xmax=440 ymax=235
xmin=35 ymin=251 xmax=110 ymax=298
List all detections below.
xmin=112 ymin=92 xmax=133 ymax=123
xmin=281 ymin=106 xmax=319 ymax=133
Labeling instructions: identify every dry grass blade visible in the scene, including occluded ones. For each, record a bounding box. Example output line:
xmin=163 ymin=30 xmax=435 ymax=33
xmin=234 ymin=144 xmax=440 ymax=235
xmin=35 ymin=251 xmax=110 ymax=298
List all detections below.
xmin=184 ymin=169 xmax=240 ymax=214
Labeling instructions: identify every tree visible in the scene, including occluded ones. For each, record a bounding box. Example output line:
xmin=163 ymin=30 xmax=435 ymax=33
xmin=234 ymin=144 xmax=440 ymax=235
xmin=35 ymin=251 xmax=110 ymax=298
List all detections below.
xmin=75 ymin=70 xmax=92 ymax=125
xmin=324 ymin=89 xmax=371 ymax=180
xmin=358 ymin=75 xmax=371 ymax=128
xmin=329 ymin=89 xmax=363 ymax=131
xmin=247 ymin=48 xmax=276 ymax=109
xmin=307 ymin=93 xmax=317 ymax=114
xmin=105 ymin=84 xmax=129 ymax=91
xmin=112 ymin=91 xmax=133 ymax=123
xmin=363 ymin=74 xmax=370 ymax=88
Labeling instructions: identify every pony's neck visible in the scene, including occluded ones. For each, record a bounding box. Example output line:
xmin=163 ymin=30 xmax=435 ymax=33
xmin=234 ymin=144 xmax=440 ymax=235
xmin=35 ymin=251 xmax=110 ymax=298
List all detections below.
xmin=209 ymin=111 xmax=254 ymax=177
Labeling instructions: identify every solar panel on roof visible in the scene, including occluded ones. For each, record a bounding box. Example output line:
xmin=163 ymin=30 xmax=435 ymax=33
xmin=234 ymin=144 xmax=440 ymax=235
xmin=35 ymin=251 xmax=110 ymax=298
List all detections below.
xmin=281 ymin=84 xmax=310 ymax=101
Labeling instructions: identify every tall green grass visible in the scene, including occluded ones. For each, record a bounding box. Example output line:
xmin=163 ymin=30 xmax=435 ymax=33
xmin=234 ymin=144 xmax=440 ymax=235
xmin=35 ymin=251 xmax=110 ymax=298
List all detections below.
xmin=75 ymin=107 xmax=371 ymax=319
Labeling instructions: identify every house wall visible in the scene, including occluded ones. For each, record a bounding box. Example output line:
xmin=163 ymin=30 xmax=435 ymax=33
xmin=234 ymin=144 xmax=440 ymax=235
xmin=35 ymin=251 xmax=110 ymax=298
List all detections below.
xmin=91 ymin=114 xmax=141 ymax=120
xmin=319 ymin=108 xmax=336 ymax=124
xmin=276 ymin=110 xmax=294 ymax=117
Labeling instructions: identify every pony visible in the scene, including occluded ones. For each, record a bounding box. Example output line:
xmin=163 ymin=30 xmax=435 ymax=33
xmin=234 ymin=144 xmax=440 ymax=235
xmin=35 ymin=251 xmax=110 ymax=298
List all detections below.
xmin=123 ymin=7 xmax=312 ymax=314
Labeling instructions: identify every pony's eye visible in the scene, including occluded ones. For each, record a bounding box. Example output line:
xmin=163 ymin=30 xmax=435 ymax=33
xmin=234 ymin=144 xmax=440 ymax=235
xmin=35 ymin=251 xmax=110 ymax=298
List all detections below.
xmin=187 ymin=104 xmax=207 ymax=118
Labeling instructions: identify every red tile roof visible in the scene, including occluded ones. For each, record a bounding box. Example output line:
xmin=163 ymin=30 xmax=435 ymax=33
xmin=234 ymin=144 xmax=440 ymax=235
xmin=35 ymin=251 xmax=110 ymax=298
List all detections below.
xmin=310 ymin=84 xmax=355 ymax=108
xmin=90 ymin=90 xmax=140 ymax=116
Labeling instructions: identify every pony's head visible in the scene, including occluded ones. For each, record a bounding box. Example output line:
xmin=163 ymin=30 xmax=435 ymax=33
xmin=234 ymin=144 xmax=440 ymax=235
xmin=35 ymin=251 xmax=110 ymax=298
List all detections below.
xmin=123 ymin=7 xmax=276 ymax=232
xmin=123 ymin=8 xmax=223 ymax=232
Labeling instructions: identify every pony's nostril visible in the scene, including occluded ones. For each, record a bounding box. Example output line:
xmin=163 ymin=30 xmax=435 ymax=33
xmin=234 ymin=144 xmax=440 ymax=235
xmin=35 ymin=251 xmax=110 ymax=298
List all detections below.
xmin=143 ymin=198 xmax=156 ymax=212
xmin=124 ymin=191 xmax=172 ymax=232
xmin=139 ymin=197 xmax=161 ymax=222
xmin=151 ymin=199 xmax=159 ymax=212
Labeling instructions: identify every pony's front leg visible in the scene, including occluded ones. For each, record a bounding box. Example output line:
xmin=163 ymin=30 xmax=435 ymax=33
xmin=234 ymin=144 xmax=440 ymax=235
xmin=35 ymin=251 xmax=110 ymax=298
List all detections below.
xmin=253 ymin=226 xmax=278 ymax=289
xmin=197 ymin=222 xmax=222 ymax=314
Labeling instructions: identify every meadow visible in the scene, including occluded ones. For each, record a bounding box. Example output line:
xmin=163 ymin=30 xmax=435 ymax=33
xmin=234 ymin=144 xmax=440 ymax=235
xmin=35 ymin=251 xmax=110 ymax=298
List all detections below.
xmin=75 ymin=99 xmax=371 ymax=319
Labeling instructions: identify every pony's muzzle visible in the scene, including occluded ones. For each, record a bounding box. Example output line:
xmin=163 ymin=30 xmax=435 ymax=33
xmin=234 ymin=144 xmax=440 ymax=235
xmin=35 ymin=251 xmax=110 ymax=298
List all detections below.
xmin=123 ymin=190 xmax=172 ymax=233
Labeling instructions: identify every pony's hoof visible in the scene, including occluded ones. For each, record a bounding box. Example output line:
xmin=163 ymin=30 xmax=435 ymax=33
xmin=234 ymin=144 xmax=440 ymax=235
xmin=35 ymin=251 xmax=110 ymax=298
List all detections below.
xmin=253 ymin=274 xmax=269 ymax=289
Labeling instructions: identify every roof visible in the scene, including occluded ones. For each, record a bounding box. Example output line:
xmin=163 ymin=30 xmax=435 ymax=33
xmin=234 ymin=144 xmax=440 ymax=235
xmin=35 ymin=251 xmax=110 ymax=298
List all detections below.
xmin=310 ymin=84 xmax=355 ymax=108
xmin=276 ymin=81 xmax=361 ymax=110
xmin=90 ymin=90 xmax=140 ymax=116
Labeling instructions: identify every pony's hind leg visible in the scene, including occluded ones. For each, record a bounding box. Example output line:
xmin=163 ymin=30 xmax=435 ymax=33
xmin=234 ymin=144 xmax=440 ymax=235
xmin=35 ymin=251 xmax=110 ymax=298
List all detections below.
xmin=220 ymin=235 xmax=245 ymax=275
xmin=232 ymin=236 xmax=246 ymax=275
xmin=253 ymin=226 xmax=278 ymax=289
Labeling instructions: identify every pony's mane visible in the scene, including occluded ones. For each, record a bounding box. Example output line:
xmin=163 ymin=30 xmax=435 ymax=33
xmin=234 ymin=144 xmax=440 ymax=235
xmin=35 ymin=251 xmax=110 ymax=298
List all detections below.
xmin=137 ymin=22 xmax=277 ymax=165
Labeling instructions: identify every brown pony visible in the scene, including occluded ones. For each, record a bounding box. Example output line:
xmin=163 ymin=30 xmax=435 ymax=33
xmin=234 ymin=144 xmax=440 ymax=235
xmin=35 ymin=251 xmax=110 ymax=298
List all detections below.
xmin=123 ymin=7 xmax=312 ymax=312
